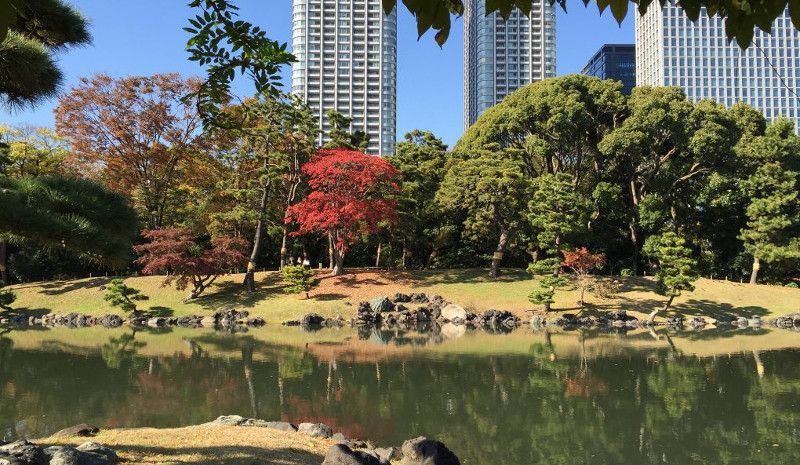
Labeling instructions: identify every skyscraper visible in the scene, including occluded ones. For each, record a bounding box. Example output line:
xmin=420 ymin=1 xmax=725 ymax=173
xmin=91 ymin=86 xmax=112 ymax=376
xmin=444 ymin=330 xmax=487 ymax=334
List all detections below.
xmin=291 ymin=0 xmax=397 ymax=156
xmin=581 ymin=44 xmax=636 ymax=94
xmin=636 ymin=5 xmax=800 ymax=127
xmin=464 ymin=0 xmax=556 ymax=129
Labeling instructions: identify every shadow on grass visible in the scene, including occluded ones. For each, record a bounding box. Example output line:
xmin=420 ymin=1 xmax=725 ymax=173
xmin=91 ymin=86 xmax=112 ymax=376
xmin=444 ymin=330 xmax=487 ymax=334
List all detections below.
xmin=313 ymin=293 xmax=349 ymax=301
xmin=51 ymin=443 xmax=324 ymax=465
xmin=193 ymin=274 xmax=284 ymax=311
xmin=413 ymin=268 xmax=531 ymax=285
xmin=672 ymin=299 xmax=770 ymax=319
xmin=39 ymin=277 xmax=111 ymax=295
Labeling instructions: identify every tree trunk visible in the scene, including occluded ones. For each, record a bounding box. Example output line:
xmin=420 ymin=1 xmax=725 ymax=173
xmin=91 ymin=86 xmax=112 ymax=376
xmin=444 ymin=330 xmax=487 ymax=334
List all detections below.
xmin=328 ymin=233 xmax=335 ymax=270
xmin=402 ymin=241 xmax=412 ymax=269
xmin=749 ymin=257 xmax=761 ymax=284
xmin=490 ymin=212 xmax=510 ymax=278
xmin=648 ymin=294 xmax=675 ymax=323
xmin=0 ymin=240 xmax=8 ymax=284
xmin=629 ymin=222 xmax=640 ymax=276
xmin=244 ymin=171 xmax=270 ymax=294
xmin=552 ymin=234 xmax=562 ymax=276
xmin=332 ymin=248 xmax=345 ymax=276
xmin=427 ymin=249 xmax=438 ymax=268
xmin=279 ymin=224 xmax=290 ymax=270
xmin=375 ymin=242 xmax=382 ymax=268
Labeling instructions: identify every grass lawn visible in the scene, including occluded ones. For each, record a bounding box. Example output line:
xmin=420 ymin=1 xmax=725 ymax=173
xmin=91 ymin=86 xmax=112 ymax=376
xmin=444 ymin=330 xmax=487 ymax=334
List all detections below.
xmin=8 ymin=268 xmax=800 ymax=324
xmin=37 ymin=425 xmax=334 ymax=465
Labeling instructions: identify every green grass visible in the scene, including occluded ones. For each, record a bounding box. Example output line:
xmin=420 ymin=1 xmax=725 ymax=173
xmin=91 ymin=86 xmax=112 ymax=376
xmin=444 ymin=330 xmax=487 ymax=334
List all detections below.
xmin=8 ymin=268 xmax=800 ymax=325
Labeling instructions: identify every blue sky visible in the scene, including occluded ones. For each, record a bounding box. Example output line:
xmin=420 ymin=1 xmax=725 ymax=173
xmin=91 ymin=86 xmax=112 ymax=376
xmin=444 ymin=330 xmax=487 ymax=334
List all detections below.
xmin=2 ymin=0 xmax=633 ymax=147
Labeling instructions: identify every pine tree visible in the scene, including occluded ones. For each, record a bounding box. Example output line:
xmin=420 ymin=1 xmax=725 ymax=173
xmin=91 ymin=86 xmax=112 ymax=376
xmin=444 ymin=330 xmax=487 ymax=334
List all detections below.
xmin=643 ymin=232 xmax=699 ymax=321
xmin=281 ymin=265 xmax=319 ymax=299
xmin=104 ymin=279 xmax=148 ymax=314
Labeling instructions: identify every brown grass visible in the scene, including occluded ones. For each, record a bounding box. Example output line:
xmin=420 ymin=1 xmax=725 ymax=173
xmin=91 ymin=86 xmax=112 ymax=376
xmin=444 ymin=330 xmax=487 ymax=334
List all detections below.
xmin=37 ymin=425 xmax=334 ymax=465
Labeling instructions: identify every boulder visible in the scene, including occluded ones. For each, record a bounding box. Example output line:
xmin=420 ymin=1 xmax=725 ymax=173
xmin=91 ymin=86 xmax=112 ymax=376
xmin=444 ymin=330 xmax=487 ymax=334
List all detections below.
xmin=76 ymin=442 xmax=117 ymax=463
xmin=400 ymin=437 xmax=460 ymax=465
xmin=393 ymin=293 xmax=411 ymax=303
xmin=409 ymin=293 xmax=429 ymax=304
xmin=322 ymin=444 xmax=388 ymax=465
xmin=374 ymin=447 xmax=400 ymax=462
xmin=298 ymin=422 xmax=333 ymax=438
xmin=439 ymin=304 xmax=467 ymax=322
xmin=0 ymin=441 xmax=48 ymax=465
xmin=51 ymin=424 xmax=100 ymax=438
xmin=370 ymin=297 xmax=394 ymax=313
xmin=302 ymin=313 xmax=325 ymax=328
xmin=262 ymin=421 xmax=297 ymax=433
xmin=206 ymin=415 xmax=247 ymax=426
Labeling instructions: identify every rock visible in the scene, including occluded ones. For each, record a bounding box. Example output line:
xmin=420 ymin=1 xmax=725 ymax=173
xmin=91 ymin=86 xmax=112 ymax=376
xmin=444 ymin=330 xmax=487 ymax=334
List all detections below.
xmin=51 ymin=424 xmax=100 ymax=438
xmin=409 ymin=293 xmax=429 ymax=304
xmin=331 ymin=433 xmax=348 ymax=442
xmin=262 ymin=421 xmax=297 ymax=433
xmin=400 ymin=437 xmax=460 ymax=465
xmin=302 ymin=313 xmax=325 ymax=328
xmin=298 ymin=422 xmax=333 ymax=438
xmin=76 ymin=442 xmax=117 ymax=463
xmin=0 ymin=441 xmax=48 ymax=465
xmin=393 ymin=293 xmax=411 ymax=303
xmin=322 ymin=444 xmax=388 ymax=465
xmin=374 ymin=447 xmax=400 ymax=462
xmin=207 ymin=415 xmax=247 ymax=426
xmin=440 ymin=304 xmax=467 ymax=322
xmin=200 ymin=316 xmax=216 ymax=327
xmin=370 ymin=297 xmax=394 ymax=313
xmin=440 ymin=323 xmax=466 ymax=340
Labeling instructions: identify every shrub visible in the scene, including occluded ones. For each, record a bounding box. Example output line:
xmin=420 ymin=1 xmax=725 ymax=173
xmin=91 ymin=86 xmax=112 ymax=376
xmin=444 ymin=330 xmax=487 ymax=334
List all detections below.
xmin=0 ymin=281 xmax=15 ymax=310
xmin=620 ymin=269 xmax=633 ymax=277
xmin=786 ymin=282 xmax=800 ymax=289
xmin=104 ymin=279 xmax=148 ymax=313
xmin=281 ymin=265 xmax=320 ymax=299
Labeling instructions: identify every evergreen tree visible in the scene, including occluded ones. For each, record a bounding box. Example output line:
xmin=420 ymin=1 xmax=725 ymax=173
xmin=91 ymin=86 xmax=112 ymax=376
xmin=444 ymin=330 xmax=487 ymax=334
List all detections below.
xmin=643 ymin=232 xmax=699 ymax=321
xmin=104 ymin=279 xmax=148 ymax=314
xmin=1 ymin=0 xmax=90 ymax=108
xmin=281 ymin=265 xmax=319 ymax=299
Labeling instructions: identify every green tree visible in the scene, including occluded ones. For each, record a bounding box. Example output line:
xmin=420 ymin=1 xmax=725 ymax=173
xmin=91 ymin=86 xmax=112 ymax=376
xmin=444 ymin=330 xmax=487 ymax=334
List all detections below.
xmin=0 ymin=125 xmax=69 ymax=177
xmin=737 ymin=118 xmax=800 ymax=284
xmin=388 ymin=130 xmax=449 ymax=268
xmin=436 ymin=150 xmax=529 ymax=278
xmin=281 ymin=265 xmax=319 ymax=299
xmin=104 ymin=279 xmax=148 ymax=314
xmin=323 ymin=110 xmax=369 ymax=152
xmin=0 ymin=0 xmax=90 ymax=108
xmin=740 ymin=163 xmax=800 ymax=284
xmin=528 ymin=172 xmax=591 ymax=271
xmin=527 ymin=262 xmax=568 ymax=312
xmin=643 ymin=232 xmax=699 ymax=321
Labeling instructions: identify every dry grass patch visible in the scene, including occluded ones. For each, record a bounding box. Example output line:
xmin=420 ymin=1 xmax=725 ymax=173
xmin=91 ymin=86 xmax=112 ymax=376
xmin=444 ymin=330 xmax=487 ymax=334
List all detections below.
xmin=37 ymin=425 xmax=333 ymax=465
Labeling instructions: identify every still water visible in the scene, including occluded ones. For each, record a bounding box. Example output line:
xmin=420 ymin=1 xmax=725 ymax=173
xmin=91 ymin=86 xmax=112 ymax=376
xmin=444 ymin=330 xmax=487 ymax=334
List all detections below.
xmin=1 ymin=325 xmax=799 ymax=464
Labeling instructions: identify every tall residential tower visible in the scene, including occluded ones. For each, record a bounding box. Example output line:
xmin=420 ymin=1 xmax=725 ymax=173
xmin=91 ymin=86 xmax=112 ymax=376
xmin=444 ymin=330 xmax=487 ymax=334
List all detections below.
xmin=636 ymin=5 xmax=800 ymax=126
xmin=581 ymin=44 xmax=636 ymax=95
xmin=464 ymin=0 xmax=556 ymax=129
xmin=291 ymin=0 xmax=397 ymax=155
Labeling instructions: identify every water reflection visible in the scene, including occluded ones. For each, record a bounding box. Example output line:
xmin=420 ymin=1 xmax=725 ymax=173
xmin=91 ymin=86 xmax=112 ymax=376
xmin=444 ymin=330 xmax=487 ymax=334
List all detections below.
xmin=0 ymin=328 xmax=798 ymax=464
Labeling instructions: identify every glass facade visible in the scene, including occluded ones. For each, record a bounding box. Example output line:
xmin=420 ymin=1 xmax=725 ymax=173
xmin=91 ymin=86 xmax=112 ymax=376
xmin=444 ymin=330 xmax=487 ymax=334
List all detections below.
xmin=636 ymin=5 xmax=800 ymax=128
xmin=291 ymin=0 xmax=397 ymax=155
xmin=581 ymin=44 xmax=636 ymax=95
xmin=464 ymin=0 xmax=556 ymax=129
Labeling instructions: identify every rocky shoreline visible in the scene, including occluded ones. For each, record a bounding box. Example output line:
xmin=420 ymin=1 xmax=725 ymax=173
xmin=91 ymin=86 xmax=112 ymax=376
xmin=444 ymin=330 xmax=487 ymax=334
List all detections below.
xmin=9 ymin=416 xmax=460 ymax=465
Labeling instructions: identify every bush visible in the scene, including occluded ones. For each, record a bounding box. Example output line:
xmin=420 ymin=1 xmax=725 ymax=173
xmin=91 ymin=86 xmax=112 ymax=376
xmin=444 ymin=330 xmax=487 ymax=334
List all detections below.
xmin=619 ymin=269 xmax=633 ymax=277
xmin=104 ymin=279 xmax=148 ymax=313
xmin=786 ymin=282 xmax=800 ymax=289
xmin=282 ymin=265 xmax=320 ymax=299
xmin=592 ymin=278 xmax=622 ymax=299
xmin=0 ymin=281 xmax=15 ymax=310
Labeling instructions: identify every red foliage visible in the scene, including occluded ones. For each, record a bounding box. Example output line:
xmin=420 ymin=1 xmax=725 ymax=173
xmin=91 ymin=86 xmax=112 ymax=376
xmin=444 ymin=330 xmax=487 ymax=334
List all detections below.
xmin=285 ymin=149 xmax=399 ymax=269
xmin=134 ymin=228 xmax=249 ymax=299
xmin=562 ymin=248 xmax=606 ymax=275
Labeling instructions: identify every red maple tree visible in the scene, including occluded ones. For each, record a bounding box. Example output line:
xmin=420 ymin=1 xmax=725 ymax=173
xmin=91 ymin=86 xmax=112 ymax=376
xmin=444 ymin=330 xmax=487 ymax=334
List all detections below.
xmin=285 ymin=149 xmax=400 ymax=276
xmin=562 ymin=247 xmax=606 ymax=306
xmin=134 ymin=228 xmax=249 ymax=301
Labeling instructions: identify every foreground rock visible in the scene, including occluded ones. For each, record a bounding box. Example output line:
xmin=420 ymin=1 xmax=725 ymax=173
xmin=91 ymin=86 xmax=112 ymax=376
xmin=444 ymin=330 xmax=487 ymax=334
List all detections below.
xmin=0 ymin=440 xmax=117 ymax=465
xmin=400 ymin=437 xmax=461 ymax=465
xmin=297 ymin=422 xmax=333 ymax=438
xmin=322 ymin=444 xmax=388 ymax=465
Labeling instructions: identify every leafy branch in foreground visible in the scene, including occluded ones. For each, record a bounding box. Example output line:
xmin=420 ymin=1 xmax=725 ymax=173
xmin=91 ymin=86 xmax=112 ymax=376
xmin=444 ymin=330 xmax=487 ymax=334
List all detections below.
xmin=183 ymin=0 xmax=295 ymax=128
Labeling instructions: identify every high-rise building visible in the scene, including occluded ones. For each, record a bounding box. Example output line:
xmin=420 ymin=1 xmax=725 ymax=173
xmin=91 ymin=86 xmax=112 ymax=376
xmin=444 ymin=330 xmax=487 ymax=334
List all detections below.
xmin=464 ymin=0 xmax=556 ymax=129
xmin=581 ymin=44 xmax=636 ymax=94
xmin=291 ymin=0 xmax=397 ymax=155
xmin=636 ymin=5 xmax=800 ymax=127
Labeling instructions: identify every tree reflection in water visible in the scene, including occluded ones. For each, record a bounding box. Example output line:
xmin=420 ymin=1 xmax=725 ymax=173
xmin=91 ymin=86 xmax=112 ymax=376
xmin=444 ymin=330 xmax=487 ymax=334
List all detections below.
xmin=0 ymin=330 xmax=798 ymax=464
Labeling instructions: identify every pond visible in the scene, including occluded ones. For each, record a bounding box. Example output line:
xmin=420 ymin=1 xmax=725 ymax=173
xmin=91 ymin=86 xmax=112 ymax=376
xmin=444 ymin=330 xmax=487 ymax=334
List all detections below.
xmin=1 ymin=324 xmax=799 ymax=464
